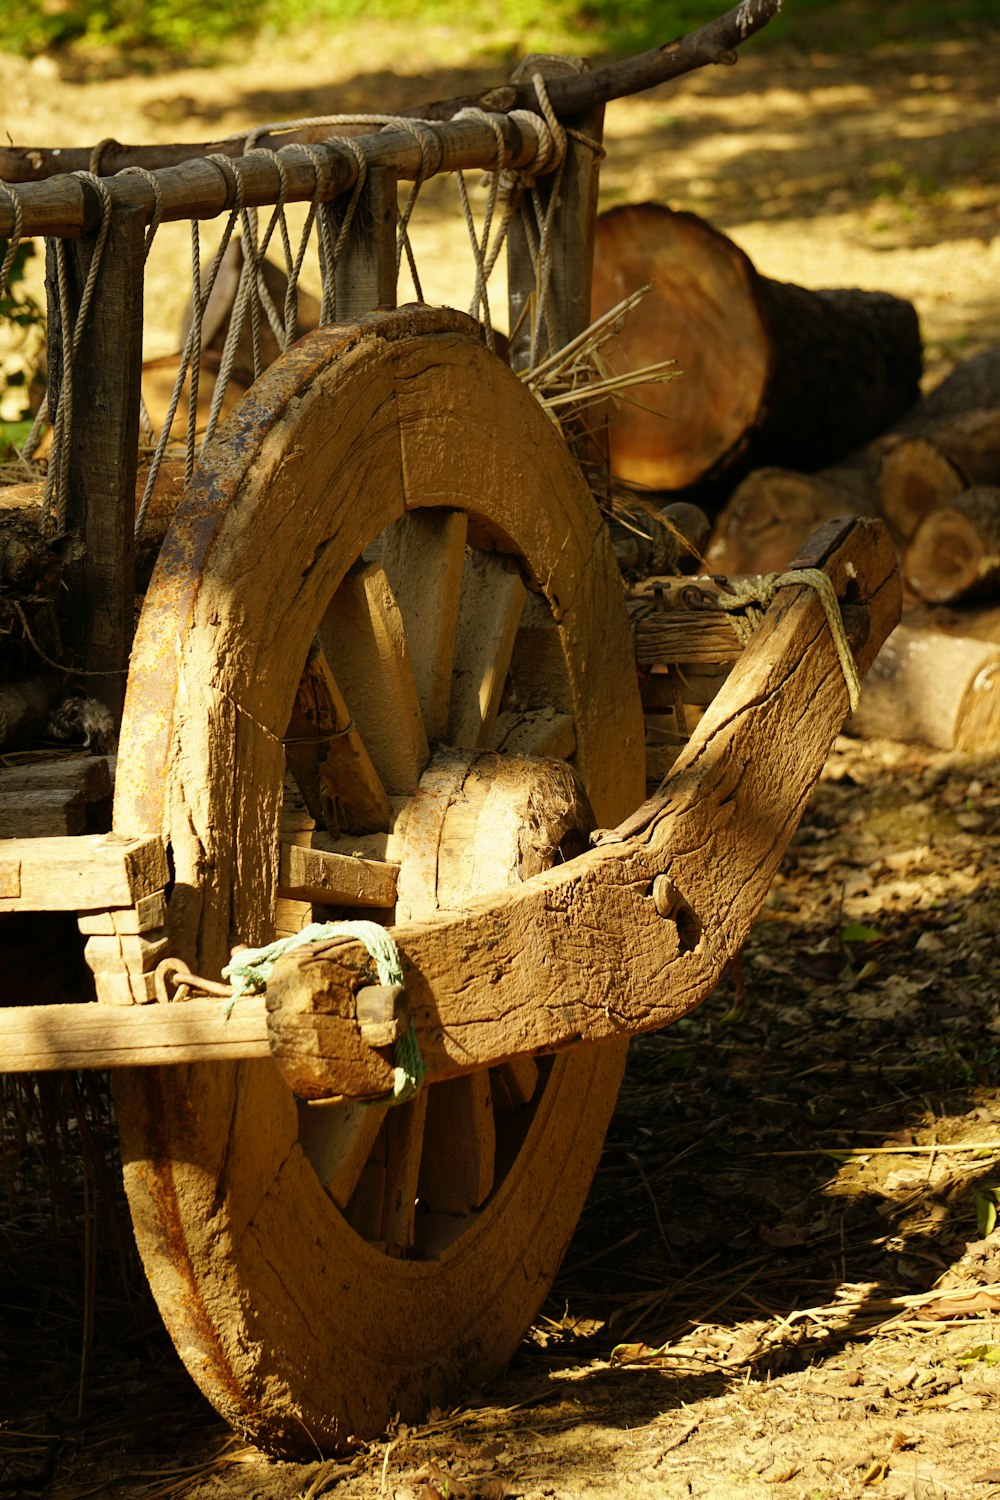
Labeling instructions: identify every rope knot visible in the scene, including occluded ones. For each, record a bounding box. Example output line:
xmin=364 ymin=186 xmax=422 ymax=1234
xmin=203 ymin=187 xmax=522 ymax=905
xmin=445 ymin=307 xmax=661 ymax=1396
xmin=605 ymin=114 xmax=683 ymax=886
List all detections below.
xmin=716 ymin=567 xmax=862 ymax=711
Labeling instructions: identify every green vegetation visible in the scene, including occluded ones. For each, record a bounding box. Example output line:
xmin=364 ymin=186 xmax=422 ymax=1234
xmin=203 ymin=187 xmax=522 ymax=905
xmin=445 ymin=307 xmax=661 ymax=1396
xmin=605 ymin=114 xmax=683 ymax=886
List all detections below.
xmin=0 ymin=242 xmax=45 ymax=459
xmin=1 ymin=0 xmax=995 ymax=69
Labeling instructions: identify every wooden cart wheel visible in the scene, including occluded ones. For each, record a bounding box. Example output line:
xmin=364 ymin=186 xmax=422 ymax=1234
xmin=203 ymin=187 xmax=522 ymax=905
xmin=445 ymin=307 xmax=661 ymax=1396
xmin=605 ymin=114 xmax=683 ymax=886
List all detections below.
xmin=112 ymin=306 xmax=645 ymax=1455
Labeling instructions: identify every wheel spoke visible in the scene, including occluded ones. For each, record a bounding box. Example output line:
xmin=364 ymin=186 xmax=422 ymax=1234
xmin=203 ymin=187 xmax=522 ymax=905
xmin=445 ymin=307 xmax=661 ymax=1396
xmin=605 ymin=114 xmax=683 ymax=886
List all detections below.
xmin=379 ymin=1091 xmax=428 ymax=1254
xmin=507 ymin=591 xmax=572 ymax=714
xmin=318 ymin=562 xmax=430 ymax=796
xmin=493 ymin=707 xmax=576 ymax=759
xmin=447 ymin=552 xmax=526 ymax=748
xmin=417 ymin=1073 xmax=496 ymax=1215
xmin=289 ymin=642 xmax=392 ymax=835
xmin=491 ymin=1056 xmax=540 ymax=1115
xmin=297 ymin=1100 xmax=385 ymax=1209
xmin=381 ymin=509 xmax=469 ymax=744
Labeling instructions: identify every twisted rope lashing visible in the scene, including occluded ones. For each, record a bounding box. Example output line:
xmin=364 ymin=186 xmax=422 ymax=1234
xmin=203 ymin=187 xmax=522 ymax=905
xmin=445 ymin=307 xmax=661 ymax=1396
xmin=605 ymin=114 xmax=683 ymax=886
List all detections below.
xmin=452 ymin=108 xmax=510 ymax=352
xmin=41 ymin=171 xmax=115 ymax=534
xmin=715 ymin=567 xmax=862 ymax=711
xmin=134 ymin=156 xmax=245 ymax=536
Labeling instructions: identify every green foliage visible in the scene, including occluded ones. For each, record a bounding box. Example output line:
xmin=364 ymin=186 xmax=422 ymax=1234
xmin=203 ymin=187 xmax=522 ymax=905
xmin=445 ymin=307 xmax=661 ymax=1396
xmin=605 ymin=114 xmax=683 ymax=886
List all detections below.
xmin=0 ymin=241 xmax=46 ymax=457
xmin=0 ymin=243 xmax=43 ymax=331
xmin=1 ymin=0 xmax=996 ymax=65
xmin=2 ymin=0 xmax=258 ymax=66
xmin=975 ymin=1187 xmax=999 ymax=1238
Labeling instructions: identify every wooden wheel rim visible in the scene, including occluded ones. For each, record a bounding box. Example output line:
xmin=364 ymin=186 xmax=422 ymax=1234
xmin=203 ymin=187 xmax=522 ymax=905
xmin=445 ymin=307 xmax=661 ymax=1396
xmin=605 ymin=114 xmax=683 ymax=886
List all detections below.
xmin=113 ymin=306 xmax=645 ymax=1454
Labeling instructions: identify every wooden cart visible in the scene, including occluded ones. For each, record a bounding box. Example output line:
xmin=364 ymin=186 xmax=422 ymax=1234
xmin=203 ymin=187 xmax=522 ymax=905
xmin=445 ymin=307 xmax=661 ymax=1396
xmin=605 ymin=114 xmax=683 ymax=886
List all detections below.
xmin=0 ymin=0 xmax=900 ymax=1457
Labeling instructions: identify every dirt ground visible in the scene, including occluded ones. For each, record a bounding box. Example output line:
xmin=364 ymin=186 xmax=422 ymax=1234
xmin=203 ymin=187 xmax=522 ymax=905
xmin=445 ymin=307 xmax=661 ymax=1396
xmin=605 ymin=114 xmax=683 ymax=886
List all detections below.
xmin=2 ymin=11 xmax=1000 ymax=1500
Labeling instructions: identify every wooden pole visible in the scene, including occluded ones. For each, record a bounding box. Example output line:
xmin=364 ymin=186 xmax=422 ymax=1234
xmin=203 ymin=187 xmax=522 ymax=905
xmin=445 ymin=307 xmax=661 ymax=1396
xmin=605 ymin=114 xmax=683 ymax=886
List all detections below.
xmin=333 ymin=166 xmax=399 ymax=319
xmin=45 ymin=201 xmax=145 ymax=721
xmin=506 ymin=55 xmax=605 ymax=371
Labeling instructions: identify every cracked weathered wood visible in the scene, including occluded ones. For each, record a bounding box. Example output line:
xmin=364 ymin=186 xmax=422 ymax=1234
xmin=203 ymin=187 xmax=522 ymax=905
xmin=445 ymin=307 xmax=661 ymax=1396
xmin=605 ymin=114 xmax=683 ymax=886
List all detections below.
xmin=266 ymin=515 xmax=900 ymax=1100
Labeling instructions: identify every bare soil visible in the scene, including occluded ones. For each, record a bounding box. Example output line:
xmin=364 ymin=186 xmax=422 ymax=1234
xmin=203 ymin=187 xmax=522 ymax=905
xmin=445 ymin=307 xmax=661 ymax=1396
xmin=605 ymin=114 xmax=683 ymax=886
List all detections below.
xmin=2 ymin=16 xmax=1000 ymax=1500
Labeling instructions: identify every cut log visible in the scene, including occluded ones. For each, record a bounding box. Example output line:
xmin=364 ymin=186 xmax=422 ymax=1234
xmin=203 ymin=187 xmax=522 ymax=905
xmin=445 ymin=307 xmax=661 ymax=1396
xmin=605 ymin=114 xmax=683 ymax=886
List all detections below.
xmin=705 ymin=467 xmax=878 ymax=577
xmin=903 ymin=486 xmax=1000 ymax=605
xmin=897 ymin=346 xmax=1000 ymax=432
xmin=591 ymin=202 xmax=922 ymax=494
xmin=848 ymin=620 xmax=1000 ymax=751
xmin=877 ymin=411 xmax=1000 ymax=541
xmin=877 ymin=438 xmax=967 ymax=541
xmin=707 ymin=405 xmax=1000 ymax=578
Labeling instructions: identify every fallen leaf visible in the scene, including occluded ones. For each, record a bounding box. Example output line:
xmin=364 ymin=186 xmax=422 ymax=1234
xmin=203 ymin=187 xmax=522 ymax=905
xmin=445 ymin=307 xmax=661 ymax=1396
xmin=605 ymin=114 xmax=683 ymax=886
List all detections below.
xmin=764 ymin=1464 xmax=800 ymax=1484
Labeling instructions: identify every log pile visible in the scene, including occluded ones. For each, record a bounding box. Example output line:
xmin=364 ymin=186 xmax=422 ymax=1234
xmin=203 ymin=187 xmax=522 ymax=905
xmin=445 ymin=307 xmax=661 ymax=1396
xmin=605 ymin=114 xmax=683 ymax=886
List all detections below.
xmin=590 ymin=203 xmax=1000 ymax=756
xmin=701 ymin=346 xmax=1000 ymax=754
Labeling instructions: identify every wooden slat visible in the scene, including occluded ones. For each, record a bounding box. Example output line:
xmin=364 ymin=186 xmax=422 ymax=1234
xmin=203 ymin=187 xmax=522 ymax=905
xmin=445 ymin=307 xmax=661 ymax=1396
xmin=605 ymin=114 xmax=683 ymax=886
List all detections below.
xmin=380 ymin=1091 xmax=428 ymax=1252
xmin=333 ymin=166 xmax=399 ymax=319
xmin=296 ymin=1099 xmax=386 ymax=1208
xmin=47 ymin=205 xmax=144 ymax=721
xmin=299 ymin=642 xmax=393 ymax=834
xmin=417 ymin=1072 xmax=496 ymax=1214
xmin=0 ymin=833 xmax=168 ymax=912
xmin=278 ymin=838 xmax=398 ymax=908
xmin=506 ymin=55 xmax=603 ymax=370
xmin=380 ymin=508 xmax=468 ymax=743
xmin=447 ymin=551 xmax=525 ymax=748
xmin=318 ymin=561 xmax=430 ymax=795
xmin=346 ymin=1124 xmax=388 ymax=1239
xmin=0 ymin=996 xmax=270 ymax=1071
xmin=0 ymin=755 xmax=113 ymax=839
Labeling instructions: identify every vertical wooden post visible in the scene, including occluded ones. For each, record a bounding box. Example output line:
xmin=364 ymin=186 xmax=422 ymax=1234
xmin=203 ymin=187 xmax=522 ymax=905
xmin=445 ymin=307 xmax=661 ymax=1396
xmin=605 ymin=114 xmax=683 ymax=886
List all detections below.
xmin=334 ymin=166 xmax=399 ymax=320
xmin=506 ymin=56 xmax=605 ymax=372
xmin=45 ymin=201 xmax=145 ymax=723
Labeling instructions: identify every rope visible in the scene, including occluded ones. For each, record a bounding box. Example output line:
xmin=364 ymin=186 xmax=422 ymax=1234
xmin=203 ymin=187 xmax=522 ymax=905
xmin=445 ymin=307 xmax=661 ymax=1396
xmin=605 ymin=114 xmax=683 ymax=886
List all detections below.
xmin=452 ymin=107 xmax=509 ymax=349
xmin=41 ymin=171 xmax=114 ymax=533
xmin=221 ymin=922 xmax=426 ymax=1105
xmin=135 ymin=163 xmax=243 ymax=534
xmin=0 ymin=180 xmax=24 ymax=297
xmin=715 ymin=567 xmax=862 ymax=711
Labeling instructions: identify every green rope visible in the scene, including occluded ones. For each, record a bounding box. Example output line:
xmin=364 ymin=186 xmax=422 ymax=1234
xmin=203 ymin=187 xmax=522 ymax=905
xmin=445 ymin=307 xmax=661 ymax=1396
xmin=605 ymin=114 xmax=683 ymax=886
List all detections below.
xmin=715 ymin=566 xmax=861 ymax=713
xmin=222 ymin=921 xmax=426 ymax=1105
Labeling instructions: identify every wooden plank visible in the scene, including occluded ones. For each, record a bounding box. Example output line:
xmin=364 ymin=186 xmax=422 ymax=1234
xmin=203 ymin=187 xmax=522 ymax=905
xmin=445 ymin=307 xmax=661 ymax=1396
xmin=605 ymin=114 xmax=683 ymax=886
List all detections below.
xmin=506 ymin=55 xmax=604 ymax=370
xmin=278 ymin=838 xmax=398 ymax=908
xmin=380 ymin=1090 xmax=428 ymax=1251
xmin=447 ymin=551 xmax=525 ymax=747
xmin=333 ymin=166 xmax=399 ymax=319
xmin=380 ymin=507 xmax=468 ymax=743
xmin=0 ymin=833 xmax=169 ymax=912
xmin=46 ymin=204 xmax=144 ymax=721
xmin=417 ymin=1073 xmax=495 ymax=1214
xmin=0 ymin=996 xmax=271 ymax=1071
xmin=0 ymin=755 xmax=113 ymax=838
xmin=77 ymin=890 xmax=168 ymax=936
xmin=296 ymin=1098 xmax=386 ymax=1208
xmin=297 ymin=643 xmax=393 ymax=835
xmin=318 ymin=560 xmax=430 ymax=795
